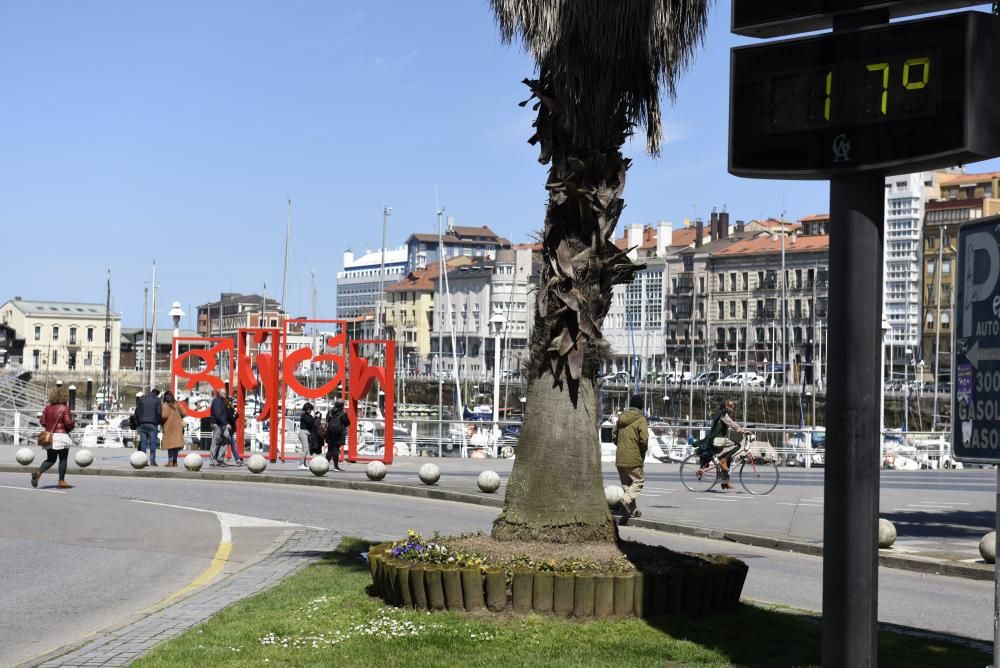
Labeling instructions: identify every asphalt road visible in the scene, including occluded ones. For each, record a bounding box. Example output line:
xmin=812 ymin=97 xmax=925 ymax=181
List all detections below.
xmin=0 ymin=469 xmax=992 ymax=667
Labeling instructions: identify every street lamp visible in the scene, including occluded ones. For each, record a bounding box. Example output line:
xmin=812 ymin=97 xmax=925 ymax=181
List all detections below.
xmin=168 ymin=302 xmax=185 ymax=395
xmin=489 ymin=308 xmax=506 ymax=449
xmin=904 ymin=348 xmax=913 ymax=432
xmin=672 ymin=356 xmax=680 ymax=422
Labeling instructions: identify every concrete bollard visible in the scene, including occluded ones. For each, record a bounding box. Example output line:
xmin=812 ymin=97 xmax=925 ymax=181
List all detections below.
xmin=878 ymin=518 xmax=897 ymax=549
xmin=980 ymin=531 xmax=996 ymax=564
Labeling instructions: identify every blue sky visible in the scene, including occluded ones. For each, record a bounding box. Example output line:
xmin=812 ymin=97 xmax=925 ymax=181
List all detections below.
xmin=2 ymin=1 xmax=997 ymax=327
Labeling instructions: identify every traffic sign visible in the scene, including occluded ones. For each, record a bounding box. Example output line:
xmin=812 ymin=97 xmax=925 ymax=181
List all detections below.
xmin=954 ymin=213 xmax=1000 ymax=463
xmin=729 ymin=12 xmax=1000 ymax=179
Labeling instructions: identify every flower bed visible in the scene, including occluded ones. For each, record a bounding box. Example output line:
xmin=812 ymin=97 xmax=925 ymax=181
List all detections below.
xmin=367 ymin=532 xmax=748 ymax=619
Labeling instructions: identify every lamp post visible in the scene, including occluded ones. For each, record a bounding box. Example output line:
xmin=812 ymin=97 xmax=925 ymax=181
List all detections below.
xmin=880 ymin=317 xmax=891 ymax=447
xmin=489 ymin=308 xmax=506 ymax=453
xmin=169 ymin=302 xmax=185 ymax=396
xmin=904 ymin=347 xmax=912 ymax=432
xmin=673 ymin=356 xmax=680 ymax=423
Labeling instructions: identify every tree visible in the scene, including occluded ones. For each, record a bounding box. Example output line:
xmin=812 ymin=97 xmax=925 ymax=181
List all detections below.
xmin=490 ymin=0 xmax=710 ymax=543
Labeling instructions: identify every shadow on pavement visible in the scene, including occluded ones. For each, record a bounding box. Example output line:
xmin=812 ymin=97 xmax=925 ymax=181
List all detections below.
xmin=881 ymin=510 xmax=995 ymax=539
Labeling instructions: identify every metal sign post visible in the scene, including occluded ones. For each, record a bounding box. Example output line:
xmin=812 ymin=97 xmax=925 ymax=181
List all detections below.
xmin=953 ymin=214 xmax=1000 ymax=668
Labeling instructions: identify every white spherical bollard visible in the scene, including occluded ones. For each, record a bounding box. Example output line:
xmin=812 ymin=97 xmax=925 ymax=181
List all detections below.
xmin=184 ymin=453 xmax=203 ymax=471
xmin=366 ymin=460 xmax=387 ymax=481
xmin=477 ymin=470 xmax=501 ymax=493
xmin=15 ymin=447 xmax=35 ymax=466
xmin=605 ymin=485 xmax=624 ymax=508
xmin=130 ymin=450 xmax=149 ymax=469
xmin=309 ymin=455 xmax=330 ymax=477
xmin=980 ymin=531 xmax=997 ymax=564
xmin=418 ymin=463 xmax=440 ymax=485
xmin=74 ymin=449 xmax=94 ymax=468
xmin=878 ymin=518 xmax=897 ymax=549
xmin=246 ymin=454 xmax=267 ymax=474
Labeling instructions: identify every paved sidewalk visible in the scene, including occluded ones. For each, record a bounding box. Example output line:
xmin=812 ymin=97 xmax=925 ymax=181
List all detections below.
xmin=34 ymin=530 xmax=338 ymax=668
xmin=3 ymin=445 xmax=995 ymax=580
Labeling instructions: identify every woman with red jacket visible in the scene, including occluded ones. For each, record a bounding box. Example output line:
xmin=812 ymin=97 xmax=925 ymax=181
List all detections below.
xmin=32 ymin=386 xmax=76 ymax=489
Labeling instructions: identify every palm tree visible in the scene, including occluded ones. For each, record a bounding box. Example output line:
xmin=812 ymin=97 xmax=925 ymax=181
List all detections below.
xmin=490 ymin=0 xmax=710 ymax=543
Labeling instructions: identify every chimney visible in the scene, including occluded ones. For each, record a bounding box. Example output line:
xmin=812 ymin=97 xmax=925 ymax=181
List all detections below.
xmin=710 ymin=210 xmax=719 ymax=241
xmin=447 ymin=216 xmax=456 ymax=234
xmin=736 ymin=219 xmax=745 ymax=233
xmin=626 ymin=224 xmax=643 ymax=260
xmin=695 ymin=219 xmax=704 ymax=247
xmin=720 ymin=211 xmax=730 ymax=239
xmin=656 ymin=221 xmax=672 ymax=257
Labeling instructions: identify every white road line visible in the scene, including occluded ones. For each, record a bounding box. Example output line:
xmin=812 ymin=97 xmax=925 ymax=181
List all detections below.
xmin=777 ymin=502 xmax=823 ymax=507
xmin=906 ymin=503 xmax=957 ymax=508
xmin=131 ymin=500 xmax=328 ymax=532
xmin=695 ymin=497 xmax=739 ymax=502
xmin=0 ymin=484 xmax=67 ymax=494
xmin=910 ymin=501 xmax=968 ymax=506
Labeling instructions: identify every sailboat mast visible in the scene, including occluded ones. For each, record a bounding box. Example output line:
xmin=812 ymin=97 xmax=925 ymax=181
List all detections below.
xmin=103 ymin=270 xmax=112 ymax=399
xmin=932 ymin=226 xmax=944 ymax=430
xmin=282 ymin=198 xmax=291 ymax=318
xmin=149 ymin=260 xmax=158 ymax=391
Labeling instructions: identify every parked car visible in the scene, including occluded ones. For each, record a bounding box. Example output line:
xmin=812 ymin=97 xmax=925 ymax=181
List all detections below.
xmin=693 ymin=371 xmax=722 ymax=385
xmin=600 ymin=371 xmax=630 ymax=385
xmin=717 ymin=372 xmax=766 ymax=387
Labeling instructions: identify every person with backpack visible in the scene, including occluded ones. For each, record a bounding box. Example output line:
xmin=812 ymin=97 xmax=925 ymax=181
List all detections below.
xmin=696 ymin=399 xmax=749 ymax=490
xmin=325 ymin=399 xmax=350 ymax=471
xmin=612 ymin=394 xmax=649 ymax=517
xmin=135 ymin=389 xmax=163 ymax=466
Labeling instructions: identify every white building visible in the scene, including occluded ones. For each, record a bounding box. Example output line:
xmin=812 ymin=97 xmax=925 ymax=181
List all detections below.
xmin=883 ymin=172 xmax=944 ymax=374
xmin=0 ymin=297 xmax=122 ymax=374
xmin=336 ymin=246 xmax=408 ymax=319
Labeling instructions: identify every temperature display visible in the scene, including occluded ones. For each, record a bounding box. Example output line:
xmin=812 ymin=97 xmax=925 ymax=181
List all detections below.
xmin=729 ymin=12 xmax=1000 ymax=178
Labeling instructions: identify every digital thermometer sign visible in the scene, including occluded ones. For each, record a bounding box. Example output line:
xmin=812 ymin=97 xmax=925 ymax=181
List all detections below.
xmin=729 ymin=12 xmax=1000 ymax=178
xmin=732 ymin=0 xmax=982 ymax=37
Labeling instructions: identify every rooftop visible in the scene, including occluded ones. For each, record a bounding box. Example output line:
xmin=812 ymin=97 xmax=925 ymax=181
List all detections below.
xmin=937 ymin=171 xmax=1000 ymax=187
xmin=386 ymin=256 xmax=474 ymax=293
xmin=343 ymin=246 xmax=408 ymax=268
xmin=713 ymin=234 xmax=830 ymax=257
xmin=3 ymin=298 xmax=120 ymax=318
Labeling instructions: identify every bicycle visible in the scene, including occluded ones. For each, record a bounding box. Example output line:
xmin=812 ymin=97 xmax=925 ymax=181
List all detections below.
xmin=679 ymin=435 xmax=780 ymax=495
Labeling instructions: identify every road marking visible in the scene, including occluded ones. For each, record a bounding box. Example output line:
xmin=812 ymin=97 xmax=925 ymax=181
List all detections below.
xmin=906 ymin=503 xmax=957 ymax=508
xmin=0 ymin=484 xmax=66 ymax=494
xmin=695 ymin=496 xmax=738 ymax=502
xmin=160 ymin=540 xmax=233 ymax=605
xmin=778 ymin=502 xmax=823 ymax=508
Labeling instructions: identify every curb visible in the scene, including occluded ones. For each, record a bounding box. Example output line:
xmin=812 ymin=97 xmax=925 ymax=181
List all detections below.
xmin=1 ymin=464 xmax=991 ymax=582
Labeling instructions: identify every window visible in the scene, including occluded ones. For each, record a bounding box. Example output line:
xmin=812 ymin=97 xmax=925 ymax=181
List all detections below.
xmin=52 ymin=326 xmax=59 ymax=341
xmin=742 ymin=272 xmax=749 ymax=290
xmin=69 ymin=327 xmax=77 ymax=345
xmin=717 ymin=303 xmax=724 ymax=319
xmin=729 ymin=301 xmax=736 ymax=318
xmin=718 ymin=273 xmax=725 ymax=292
xmin=730 ymin=273 xmax=737 ymax=291
xmin=52 ymin=350 xmax=58 ymax=365
xmin=34 ymin=325 xmax=41 ymax=341
xmin=87 ymin=327 xmax=94 ymax=342
xmin=942 ymin=259 xmax=952 ymax=275
xmin=32 ymin=350 xmax=40 ymax=370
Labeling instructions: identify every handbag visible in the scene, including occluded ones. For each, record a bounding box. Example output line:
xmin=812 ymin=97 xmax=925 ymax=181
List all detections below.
xmin=37 ymin=407 xmax=66 ymax=447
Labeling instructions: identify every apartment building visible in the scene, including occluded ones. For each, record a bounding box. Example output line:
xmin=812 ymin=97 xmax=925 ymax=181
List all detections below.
xmin=0 ymin=298 xmax=122 ymax=374
xmin=404 ymin=219 xmax=510 ymax=273
xmin=336 ymin=245 xmax=408 ymax=319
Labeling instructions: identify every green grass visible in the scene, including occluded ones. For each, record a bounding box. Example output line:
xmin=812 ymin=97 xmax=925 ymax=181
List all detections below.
xmin=133 ymin=538 xmax=989 ymax=668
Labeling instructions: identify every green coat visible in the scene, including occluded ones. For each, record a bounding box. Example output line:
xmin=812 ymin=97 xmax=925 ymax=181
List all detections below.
xmin=613 ymin=408 xmax=649 ymax=468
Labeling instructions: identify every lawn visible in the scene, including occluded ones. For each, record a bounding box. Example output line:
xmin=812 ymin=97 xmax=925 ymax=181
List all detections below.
xmin=133 ymin=538 xmax=989 ymax=668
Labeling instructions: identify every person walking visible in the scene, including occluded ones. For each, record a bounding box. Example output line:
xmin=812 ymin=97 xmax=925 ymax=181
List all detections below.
xmin=613 ymin=394 xmax=649 ymax=517
xmin=297 ymin=403 xmax=316 ymax=470
xmin=223 ymin=395 xmax=244 ymax=466
xmin=160 ymin=391 xmax=187 ymax=467
xmin=31 ymin=387 xmax=76 ymax=489
xmin=325 ymin=398 xmax=350 ymax=471
xmin=209 ymin=388 xmax=230 ymax=467
xmin=135 ymin=389 xmax=163 ymax=466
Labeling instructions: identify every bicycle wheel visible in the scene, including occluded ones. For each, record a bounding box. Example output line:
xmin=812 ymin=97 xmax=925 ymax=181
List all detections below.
xmin=738 ymin=456 xmax=779 ymax=495
xmin=680 ymin=454 xmax=720 ymax=492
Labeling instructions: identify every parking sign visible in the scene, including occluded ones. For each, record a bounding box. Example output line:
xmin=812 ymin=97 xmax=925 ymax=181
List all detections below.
xmin=954 ymin=213 xmax=1000 ymax=463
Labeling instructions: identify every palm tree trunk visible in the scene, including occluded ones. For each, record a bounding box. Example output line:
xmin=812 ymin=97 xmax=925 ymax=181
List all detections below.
xmin=492 ymin=73 xmax=641 ymax=543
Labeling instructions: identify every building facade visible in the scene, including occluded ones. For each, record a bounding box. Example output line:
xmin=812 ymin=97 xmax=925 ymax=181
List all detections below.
xmin=920 ymin=172 xmax=1000 ymax=383
xmin=0 ymin=298 xmax=122 ymax=374
xmin=196 ymin=293 xmax=284 ymax=340
xmin=404 ymin=220 xmax=510 ymax=273
xmin=336 ymin=246 xmax=407 ymax=319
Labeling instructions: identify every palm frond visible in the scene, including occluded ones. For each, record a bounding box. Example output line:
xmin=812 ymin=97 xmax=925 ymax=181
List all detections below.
xmin=491 ymin=0 xmax=711 ymax=154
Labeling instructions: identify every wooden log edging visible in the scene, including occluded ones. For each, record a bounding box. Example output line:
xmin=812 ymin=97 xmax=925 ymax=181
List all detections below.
xmin=367 ymin=543 xmax=749 ymax=619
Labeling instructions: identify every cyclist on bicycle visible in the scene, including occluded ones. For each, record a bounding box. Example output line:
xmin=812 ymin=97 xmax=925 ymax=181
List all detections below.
xmin=697 ymin=399 xmax=749 ymax=490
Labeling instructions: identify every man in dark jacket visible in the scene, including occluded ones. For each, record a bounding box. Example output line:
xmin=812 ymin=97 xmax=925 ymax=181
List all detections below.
xmin=325 ymin=399 xmax=350 ymax=471
xmin=135 ymin=389 xmax=162 ymax=466
xmin=698 ymin=399 xmax=748 ymax=490
xmin=209 ymin=389 xmax=230 ymax=466
xmin=613 ymin=395 xmax=649 ymax=517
